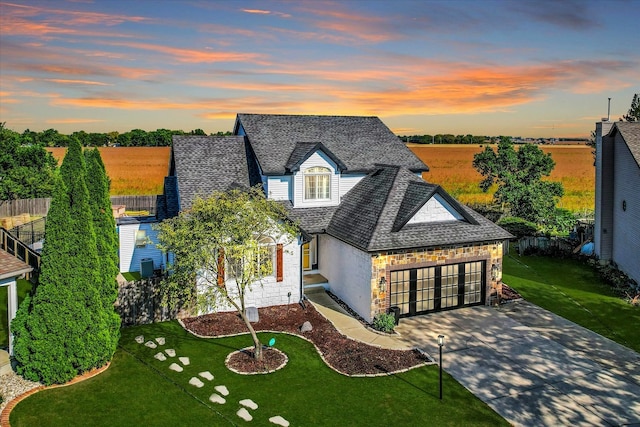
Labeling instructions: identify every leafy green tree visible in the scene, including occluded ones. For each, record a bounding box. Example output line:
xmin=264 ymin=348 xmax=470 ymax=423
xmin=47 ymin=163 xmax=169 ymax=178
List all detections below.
xmin=473 ymin=137 xmax=564 ymax=223
xmin=156 ymin=186 xmax=298 ymax=360
xmin=13 ymin=140 xmax=115 ymax=384
xmin=0 ymin=123 xmax=58 ymax=200
xmin=622 ymin=93 xmax=639 ymax=122
xmin=85 ymin=148 xmax=121 ymax=349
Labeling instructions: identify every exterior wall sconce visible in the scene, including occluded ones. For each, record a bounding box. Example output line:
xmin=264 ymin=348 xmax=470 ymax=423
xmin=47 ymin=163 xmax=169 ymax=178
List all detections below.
xmin=437 ymin=334 xmax=445 ymax=400
xmin=491 ymin=263 xmax=500 ymax=281
xmin=379 ymin=276 xmax=386 ymax=293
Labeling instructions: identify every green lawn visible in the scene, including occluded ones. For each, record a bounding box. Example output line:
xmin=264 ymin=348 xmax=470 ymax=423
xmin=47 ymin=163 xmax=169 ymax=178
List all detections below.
xmin=11 ymin=321 xmax=507 ymax=426
xmin=503 ymin=251 xmax=640 ymax=352
xmin=0 ymin=279 xmax=32 ymax=349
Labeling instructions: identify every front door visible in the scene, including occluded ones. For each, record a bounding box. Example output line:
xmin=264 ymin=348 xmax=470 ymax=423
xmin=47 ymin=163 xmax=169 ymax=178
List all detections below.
xmin=302 ymin=236 xmax=317 ymax=271
xmin=390 ymin=261 xmax=485 ymax=317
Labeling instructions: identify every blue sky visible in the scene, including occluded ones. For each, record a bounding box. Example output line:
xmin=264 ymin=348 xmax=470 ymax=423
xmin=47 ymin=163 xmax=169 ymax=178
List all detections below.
xmin=1 ymin=0 xmax=639 ymax=137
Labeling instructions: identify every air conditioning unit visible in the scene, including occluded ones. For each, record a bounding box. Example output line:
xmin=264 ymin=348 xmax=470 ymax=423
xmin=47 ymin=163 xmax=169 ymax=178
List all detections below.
xmin=140 ymin=258 xmax=154 ymax=278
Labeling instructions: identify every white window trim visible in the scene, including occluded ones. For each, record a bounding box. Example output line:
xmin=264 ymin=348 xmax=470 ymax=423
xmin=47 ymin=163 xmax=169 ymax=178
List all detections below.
xmin=303 ymin=166 xmax=331 ymax=201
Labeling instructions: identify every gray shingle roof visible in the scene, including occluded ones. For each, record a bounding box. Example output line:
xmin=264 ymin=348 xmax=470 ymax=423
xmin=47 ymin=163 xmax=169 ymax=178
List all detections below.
xmin=235 ymin=114 xmax=428 ymax=175
xmin=612 ymin=122 xmax=640 ymax=169
xmin=279 ymin=201 xmax=338 ymax=234
xmin=326 ymin=165 xmax=512 ymax=252
xmin=172 ymin=135 xmax=251 ymax=211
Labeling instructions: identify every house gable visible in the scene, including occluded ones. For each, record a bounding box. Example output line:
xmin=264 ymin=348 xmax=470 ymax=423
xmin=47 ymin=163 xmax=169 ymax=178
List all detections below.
xmin=293 ymin=150 xmax=340 ymax=208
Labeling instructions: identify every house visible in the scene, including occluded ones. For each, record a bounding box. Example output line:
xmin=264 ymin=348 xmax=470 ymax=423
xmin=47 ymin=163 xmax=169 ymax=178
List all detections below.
xmin=117 ymin=215 xmax=167 ymax=277
xmin=594 ymin=121 xmax=640 ymax=285
xmin=0 ymin=248 xmax=33 ymax=355
xmin=159 ymin=114 xmax=512 ymax=322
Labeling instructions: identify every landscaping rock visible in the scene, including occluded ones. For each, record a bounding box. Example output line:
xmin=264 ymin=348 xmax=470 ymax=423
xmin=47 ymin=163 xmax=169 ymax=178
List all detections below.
xmin=135 ymin=335 xmax=144 ymax=344
xmin=300 ymin=321 xmax=313 ymax=333
xmin=237 ymin=407 xmax=253 ymax=421
xmin=240 ymin=399 xmax=258 ymax=410
xmin=179 ymin=356 xmax=190 ymax=365
xmin=269 ymin=415 xmax=290 ymax=426
xmin=189 ymin=377 xmax=205 ymax=388
xmin=165 ymin=349 xmax=176 ymax=357
xmin=199 ymin=371 xmax=214 ymax=381
xmin=154 ymin=352 xmax=167 ymax=361
xmin=155 ymin=337 xmax=165 ymax=345
xmin=169 ymin=363 xmax=183 ymax=372
xmin=215 ymin=385 xmax=229 ymax=396
xmin=246 ymin=306 xmax=259 ymax=323
xmin=144 ymin=341 xmax=157 ymax=349
xmin=209 ymin=393 xmax=226 ymax=404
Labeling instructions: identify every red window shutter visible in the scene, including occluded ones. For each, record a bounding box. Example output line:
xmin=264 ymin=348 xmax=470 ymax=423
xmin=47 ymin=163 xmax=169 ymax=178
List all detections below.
xmin=217 ymin=248 xmax=225 ymax=286
xmin=276 ymin=244 xmax=283 ymax=282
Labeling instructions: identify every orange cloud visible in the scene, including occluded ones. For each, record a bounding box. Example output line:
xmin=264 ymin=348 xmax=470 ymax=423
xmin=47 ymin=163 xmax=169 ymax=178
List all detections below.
xmin=44 ymin=79 xmax=111 ymax=86
xmin=242 ymin=9 xmax=271 ymax=14
xmin=46 ymin=118 xmax=106 ymax=124
xmin=99 ymin=41 xmax=267 ymax=64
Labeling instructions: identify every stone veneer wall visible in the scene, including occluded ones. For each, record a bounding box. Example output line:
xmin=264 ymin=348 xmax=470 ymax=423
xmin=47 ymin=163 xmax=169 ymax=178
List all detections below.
xmin=369 ymin=240 xmax=505 ymax=319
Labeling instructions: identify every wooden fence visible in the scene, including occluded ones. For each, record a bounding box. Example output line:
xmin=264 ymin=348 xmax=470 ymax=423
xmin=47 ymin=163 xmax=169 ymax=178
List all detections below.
xmin=517 ymin=236 xmax=575 ymax=255
xmin=0 ymin=195 xmax=160 ymax=217
xmin=116 ymin=277 xmax=177 ymax=326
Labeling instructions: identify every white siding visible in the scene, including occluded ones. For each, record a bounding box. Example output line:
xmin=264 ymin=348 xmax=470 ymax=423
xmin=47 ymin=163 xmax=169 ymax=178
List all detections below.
xmin=267 ymin=176 xmax=292 ymax=201
xmin=198 ymin=238 xmax=301 ymax=313
xmin=293 ymin=151 xmax=340 ymax=207
xmin=339 ymin=173 xmax=366 ymax=199
xmin=612 ymin=137 xmax=640 ymax=285
xmin=118 ymin=222 xmax=165 ymax=273
xmin=318 ymin=235 xmax=374 ymax=322
xmin=406 ymin=194 xmax=464 ymax=225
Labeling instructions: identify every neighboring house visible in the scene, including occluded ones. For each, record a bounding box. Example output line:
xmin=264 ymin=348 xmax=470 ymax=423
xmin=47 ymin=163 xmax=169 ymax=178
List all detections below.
xmin=0 ymin=248 xmax=32 ymax=355
xmin=594 ymin=121 xmax=640 ymax=285
xmin=117 ymin=216 xmax=167 ymax=276
xmin=159 ymin=114 xmax=512 ymax=322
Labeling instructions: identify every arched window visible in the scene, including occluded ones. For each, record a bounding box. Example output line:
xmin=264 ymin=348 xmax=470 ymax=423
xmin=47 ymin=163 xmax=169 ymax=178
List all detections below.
xmin=304 ymin=166 xmax=331 ymax=200
xmin=257 ymin=236 xmax=276 ymax=276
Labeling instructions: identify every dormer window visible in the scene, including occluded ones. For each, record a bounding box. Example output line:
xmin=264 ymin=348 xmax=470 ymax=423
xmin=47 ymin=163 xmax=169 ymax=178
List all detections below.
xmin=304 ymin=167 xmax=331 ymax=200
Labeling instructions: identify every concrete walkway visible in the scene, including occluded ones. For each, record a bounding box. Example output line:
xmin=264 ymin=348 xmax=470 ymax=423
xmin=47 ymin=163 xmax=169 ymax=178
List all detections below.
xmin=306 ymin=290 xmax=640 ymax=426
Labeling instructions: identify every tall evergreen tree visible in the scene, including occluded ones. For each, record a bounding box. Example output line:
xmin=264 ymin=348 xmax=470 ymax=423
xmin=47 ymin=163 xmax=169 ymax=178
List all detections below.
xmin=622 ymin=93 xmax=639 ymax=122
xmin=12 ymin=140 xmax=115 ymax=385
xmin=85 ymin=148 xmax=121 ymax=350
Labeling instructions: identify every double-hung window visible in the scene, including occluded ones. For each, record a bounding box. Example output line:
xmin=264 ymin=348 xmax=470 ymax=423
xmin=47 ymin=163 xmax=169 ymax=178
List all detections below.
xmin=304 ymin=167 xmax=331 ymax=200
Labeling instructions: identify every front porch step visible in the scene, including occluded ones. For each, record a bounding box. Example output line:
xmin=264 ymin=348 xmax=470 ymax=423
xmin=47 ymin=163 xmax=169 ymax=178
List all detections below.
xmin=303 ymin=273 xmax=328 ymax=286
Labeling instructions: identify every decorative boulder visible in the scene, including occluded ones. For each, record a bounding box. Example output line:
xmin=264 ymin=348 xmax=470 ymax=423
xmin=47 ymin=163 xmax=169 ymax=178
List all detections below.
xmin=300 ymin=321 xmax=313 ymax=333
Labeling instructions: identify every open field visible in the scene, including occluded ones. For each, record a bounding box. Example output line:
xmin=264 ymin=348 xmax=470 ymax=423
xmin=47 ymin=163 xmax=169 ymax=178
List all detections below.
xmin=46 ymin=145 xmax=594 ymax=212
xmin=409 ymin=144 xmax=595 ymax=214
xmin=46 ymin=147 xmax=171 ymax=196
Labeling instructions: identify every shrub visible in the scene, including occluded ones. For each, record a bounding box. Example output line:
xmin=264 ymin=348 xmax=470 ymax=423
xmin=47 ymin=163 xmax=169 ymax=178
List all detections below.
xmin=372 ymin=314 xmax=395 ymax=333
xmin=497 ymin=217 xmax=537 ymax=239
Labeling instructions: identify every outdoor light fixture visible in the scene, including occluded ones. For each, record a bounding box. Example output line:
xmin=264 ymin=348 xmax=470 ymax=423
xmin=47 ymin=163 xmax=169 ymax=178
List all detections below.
xmin=491 ymin=263 xmax=499 ymax=281
xmin=437 ymin=335 xmax=445 ymax=400
xmin=379 ymin=276 xmax=387 ymax=293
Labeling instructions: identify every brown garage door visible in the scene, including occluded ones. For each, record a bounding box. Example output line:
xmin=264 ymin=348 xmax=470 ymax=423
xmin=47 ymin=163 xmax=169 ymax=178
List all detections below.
xmin=390 ymin=261 xmax=485 ymax=317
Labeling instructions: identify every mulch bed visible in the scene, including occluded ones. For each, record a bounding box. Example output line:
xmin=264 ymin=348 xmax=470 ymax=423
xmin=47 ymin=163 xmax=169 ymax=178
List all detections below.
xmin=226 ymin=347 xmax=287 ymax=374
xmin=182 ymin=302 xmax=430 ymax=376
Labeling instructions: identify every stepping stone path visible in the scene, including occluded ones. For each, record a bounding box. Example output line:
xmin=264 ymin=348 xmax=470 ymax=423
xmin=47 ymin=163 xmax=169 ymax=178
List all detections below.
xmin=237 ymin=407 xmax=253 ymax=422
xmin=169 ymin=363 xmax=183 ymax=372
xmin=189 ymin=377 xmax=205 ymax=388
xmin=240 ymin=399 xmax=258 ymax=410
xmin=199 ymin=371 xmax=214 ymax=381
xmin=214 ymin=385 xmax=229 ymax=396
xmin=269 ymin=415 xmax=290 ymax=426
xmin=136 ymin=335 xmax=290 ymax=426
xmin=209 ymin=393 xmax=226 ymax=405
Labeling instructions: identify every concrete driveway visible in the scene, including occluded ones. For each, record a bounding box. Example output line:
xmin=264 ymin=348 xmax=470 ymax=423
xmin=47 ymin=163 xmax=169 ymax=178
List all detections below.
xmin=395 ymin=300 xmax=640 ymax=426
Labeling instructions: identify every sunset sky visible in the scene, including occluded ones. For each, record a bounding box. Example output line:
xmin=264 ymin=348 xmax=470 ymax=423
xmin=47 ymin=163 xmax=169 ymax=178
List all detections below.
xmin=1 ymin=0 xmax=639 ymax=138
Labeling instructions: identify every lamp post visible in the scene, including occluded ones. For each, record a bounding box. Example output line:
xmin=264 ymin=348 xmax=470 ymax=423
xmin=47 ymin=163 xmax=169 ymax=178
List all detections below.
xmin=437 ymin=334 xmax=445 ymax=400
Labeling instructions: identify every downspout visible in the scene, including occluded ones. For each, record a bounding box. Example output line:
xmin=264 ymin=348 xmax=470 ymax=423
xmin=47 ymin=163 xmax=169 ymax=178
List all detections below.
xmin=299 ymin=236 xmax=304 ymax=304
